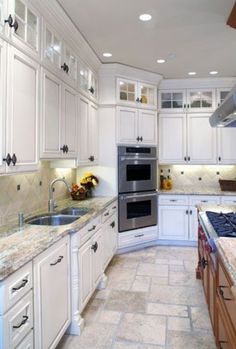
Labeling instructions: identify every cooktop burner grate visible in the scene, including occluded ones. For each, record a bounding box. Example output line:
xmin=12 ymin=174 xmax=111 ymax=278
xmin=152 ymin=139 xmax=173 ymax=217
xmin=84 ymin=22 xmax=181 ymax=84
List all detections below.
xmin=206 ymin=211 xmax=236 ymax=238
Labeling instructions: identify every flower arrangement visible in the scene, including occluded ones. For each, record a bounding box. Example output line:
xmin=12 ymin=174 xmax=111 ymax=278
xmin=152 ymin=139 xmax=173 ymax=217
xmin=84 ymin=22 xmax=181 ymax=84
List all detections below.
xmin=80 ymin=172 xmax=99 ymax=190
xmin=70 ymin=173 xmax=99 ymax=200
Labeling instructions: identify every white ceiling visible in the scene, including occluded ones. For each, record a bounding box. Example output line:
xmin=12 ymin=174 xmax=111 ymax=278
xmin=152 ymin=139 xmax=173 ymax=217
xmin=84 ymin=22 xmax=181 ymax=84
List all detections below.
xmin=57 ymin=0 xmax=236 ymax=79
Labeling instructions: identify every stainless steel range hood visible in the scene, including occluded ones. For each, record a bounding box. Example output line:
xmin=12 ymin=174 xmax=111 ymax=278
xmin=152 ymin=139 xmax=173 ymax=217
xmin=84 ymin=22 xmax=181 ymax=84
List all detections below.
xmin=209 ymin=85 xmax=236 ymax=127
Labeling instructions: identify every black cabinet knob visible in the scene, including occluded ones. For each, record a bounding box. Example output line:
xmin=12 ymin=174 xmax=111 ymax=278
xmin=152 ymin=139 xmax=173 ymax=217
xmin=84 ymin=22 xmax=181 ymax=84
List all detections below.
xmin=88 ymin=155 xmax=95 ymax=162
xmin=140 ymin=136 xmax=143 ymax=142
xmin=91 ymin=241 xmax=98 ymax=252
xmin=65 ymin=145 xmax=69 ymax=153
xmin=3 ymin=153 xmax=12 ymax=166
xmin=12 ymin=153 xmax=17 ymax=166
xmin=218 ymin=156 xmax=221 ymax=162
xmin=88 ymin=86 xmax=94 ymax=94
xmin=5 ymin=14 xmax=18 ymax=32
xmin=61 ymin=63 xmax=68 ymax=72
xmin=136 ymin=136 xmax=140 ymax=142
xmin=60 ymin=145 xmax=66 ymax=153
xmin=188 ymin=156 xmax=190 ymax=161
xmin=136 ymin=97 xmax=140 ymax=102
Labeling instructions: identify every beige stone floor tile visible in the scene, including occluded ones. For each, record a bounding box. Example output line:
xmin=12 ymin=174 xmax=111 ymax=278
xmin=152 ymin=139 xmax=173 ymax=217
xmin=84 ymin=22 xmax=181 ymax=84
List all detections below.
xmin=167 ymin=330 xmax=217 ymax=349
xmin=146 ymin=303 xmax=188 ymax=317
xmin=169 ymin=270 xmax=200 ymax=287
xmin=97 ymin=309 xmax=122 ymax=324
xmin=57 ymin=323 xmax=116 ymax=349
xmin=131 ymin=275 xmax=151 ymax=292
xmin=95 ymin=288 xmax=111 ymax=300
xmin=155 ymin=258 xmax=169 ymax=265
xmin=106 ymin=267 xmax=136 ymax=291
xmin=116 ymin=313 xmax=166 ymax=346
xmin=151 ymin=276 xmax=169 ymax=287
xmin=110 ymin=255 xmax=139 ymax=270
xmin=105 ymin=290 xmax=146 ymax=313
xmin=113 ymin=341 xmax=164 ymax=349
xmin=82 ymin=298 xmax=105 ymax=324
xmin=168 ymin=264 xmax=185 ymax=272
xmin=168 ymin=316 xmax=191 ymax=331
xmin=148 ymin=285 xmax=206 ymax=306
xmin=191 ymin=306 xmax=212 ymax=330
xmin=137 ymin=263 xmax=169 ymax=277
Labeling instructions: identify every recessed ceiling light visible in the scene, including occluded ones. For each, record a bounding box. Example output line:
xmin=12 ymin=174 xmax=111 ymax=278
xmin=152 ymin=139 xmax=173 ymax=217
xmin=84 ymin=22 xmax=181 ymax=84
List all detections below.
xmin=139 ymin=14 xmax=152 ymax=21
xmin=209 ymin=71 xmax=218 ymax=75
xmin=157 ymin=59 xmax=166 ymax=64
xmin=103 ymin=52 xmax=112 ymax=57
xmin=188 ymin=72 xmax=196 ymax=76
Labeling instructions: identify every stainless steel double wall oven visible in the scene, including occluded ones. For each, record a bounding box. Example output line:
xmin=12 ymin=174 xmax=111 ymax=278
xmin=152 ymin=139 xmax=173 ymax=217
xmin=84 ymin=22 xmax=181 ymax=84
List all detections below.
xmin=118 ymin=146 xmax=158 ymax=232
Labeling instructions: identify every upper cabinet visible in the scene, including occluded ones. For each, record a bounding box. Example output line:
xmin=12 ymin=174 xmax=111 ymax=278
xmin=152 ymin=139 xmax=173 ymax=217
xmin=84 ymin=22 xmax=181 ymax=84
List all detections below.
xmin=78 ymin=62 xmax=98 ymax=101
xmin=117 ymin=78 xmax=157 ymax=109
xmin=216 ymin=88 xmax=231 ymax=107
xmin=0 ymin=37 xmax=6 ymax=174
xmin=159 ymin=88 xmax=215 ymax=113
xmin=42 ymin=21 xmax=78 ymax=88
xmin=3 ymin=0 xmax=40 ymax=57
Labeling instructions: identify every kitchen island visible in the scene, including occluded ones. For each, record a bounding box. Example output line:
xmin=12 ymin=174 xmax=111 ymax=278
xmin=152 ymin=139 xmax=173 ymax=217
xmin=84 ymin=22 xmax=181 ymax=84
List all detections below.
xmin=197 ymin=204 xmax=236 ymax=349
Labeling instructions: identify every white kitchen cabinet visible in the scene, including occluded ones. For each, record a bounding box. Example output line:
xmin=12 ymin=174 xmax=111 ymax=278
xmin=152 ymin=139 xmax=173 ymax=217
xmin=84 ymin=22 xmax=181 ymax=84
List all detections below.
xmin=92 ymin=229 xmax=103 ymax=288
xmin=16 ymin=330 xmax=33 ymax=349
xmin=187 ymin=114 xmax=216 ymax=164
xmin=216 ymin=88 xmax=230 ymax=107
xmin=217 ymin=128 xmax=236 ymax=164
xmin=117 ymin=106 xmax=157 ymax=145
xmin=0 ymin=37 xmax=6 ymax=174
xmin=0 ymin=0 xmax=8 ymax=37
xmin=63 ymin=44 xmax=77 ymax=84
xmin=78 ymin=95 xmax=99 ymax=165
xmin=117 ymin=78 xmax=156 ymax=109
xmin=220 ymin=196 xmax=236 ymax=205
xmin=158 ymin=205 xmax=189 ymax=240
xmin=159 ymin=113 xmax=186 ymax=164
xmin=62 ymin=84 xmax=78 ymax=158
xmin=5 ymin=46 xmax=39 ymax=173
xmin=118 ymin=226 xmax=158 ymax=249
xmin=159 ymin=89 xmax=186 ymax=113
xmin=78 ymin=237 xmax=93 ymax=311
xmin=78 ymin=63 xmax=98 ymax=101
xmin=102 ymin=216 xmax=117 ymax=269
xmin=41 ymin=69 xmax=77 ymax=159
xmin=43 ymin=22 xmax=62 ymax=71
xmin=187 ymin=89 xmax=215 ymax=112
xmin=34 ymin=236 xmax=71 ymax=349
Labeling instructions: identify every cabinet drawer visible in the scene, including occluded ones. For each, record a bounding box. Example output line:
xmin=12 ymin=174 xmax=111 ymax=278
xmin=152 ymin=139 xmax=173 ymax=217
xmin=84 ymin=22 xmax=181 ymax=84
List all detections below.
xmin=101 ymin=201 xmax=118 ymax=223
xmin=72 ymin=215 xmax=101 ymax=248
xmin=189 ymin=195 xmax=220 ymax=206
xmin=221 ymin=196 xmax=236 ymax=205
xmin=218 ymin=259 xmax=236 ymax=334
xmin=118 ymin=227 xmax=158 ymax=248
xmin=159 ymin=195 xmax=188 ymax=206
xmin=0 ymin=262 xmax=33 ymax=315
xmin=16 ymin=330 xmax=33 ymax=349
xmin=0 ymin=291 xmax=33 ymax=349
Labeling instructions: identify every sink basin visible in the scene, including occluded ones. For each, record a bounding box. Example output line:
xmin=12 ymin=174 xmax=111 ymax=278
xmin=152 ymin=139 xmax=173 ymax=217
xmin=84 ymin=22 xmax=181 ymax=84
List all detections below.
xmin=26 ymin=214 xmax=79 ymax=226
xmin=59 ymin=207 xmax=89 ymax=216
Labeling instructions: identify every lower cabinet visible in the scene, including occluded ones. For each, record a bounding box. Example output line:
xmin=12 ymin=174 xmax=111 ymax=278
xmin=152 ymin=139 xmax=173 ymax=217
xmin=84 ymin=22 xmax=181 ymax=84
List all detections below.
xmin=118 ymin=226 xmax=158 ymax=249
xmin=16 ymin=331 xmax=34 ymax=349
xmin=34 ymin=236 xmax=71 ymax=349
xmin=102 ymin=215 xmax=118 ymax=269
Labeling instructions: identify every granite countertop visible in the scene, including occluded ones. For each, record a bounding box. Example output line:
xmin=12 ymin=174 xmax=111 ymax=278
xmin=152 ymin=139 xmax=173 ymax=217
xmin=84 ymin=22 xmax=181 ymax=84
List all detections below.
xmin=0 ymin=196 xmax=116 ymax=281
xmin=158 ymin=187 xmax=236 ymax=196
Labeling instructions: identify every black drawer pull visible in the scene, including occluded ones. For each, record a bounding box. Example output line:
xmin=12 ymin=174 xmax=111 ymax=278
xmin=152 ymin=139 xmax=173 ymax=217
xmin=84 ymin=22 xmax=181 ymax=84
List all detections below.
xmin=91 ymin=241 xmax=98 ymax=252
xmin=13 ymin=315 xmax=28 ymax=329
xmin=110 ymin=221 xmax=115 ymax=228
xmin=112 ymin=206 xmax=117 ymax=210
xmin=3 ymin=153 xmax=12 ymax=166
xmin=170 ymin=199 xmax=177 ymax=202
xmin=104 ymin=212 xmax=109 ymax=216
xmin=219 ymin=286 xmax=232 ymax=301
xmin=201 ymin=257 xmax=208 ymax=269
xmin=50 ymin=255 xmax=64 ymax=266
xmin=134 ymin=234 xmax=144 ymax=238
xmin=12 ymin=279 xmax=28 ymax=292
xmin=88 ymin=225 xmax=96 ymax=232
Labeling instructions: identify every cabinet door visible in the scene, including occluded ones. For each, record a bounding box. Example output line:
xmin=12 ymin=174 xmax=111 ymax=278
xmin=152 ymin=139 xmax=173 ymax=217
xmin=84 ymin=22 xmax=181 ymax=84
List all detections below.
xmin=159 ymin=90 xmax=186 ymax=113
xmin=41 ymin=69 xmax=62 ymax=158
xmin=92 ymin=229 xmax=103 ymax=288
xmin=187 ymin=89 xmax=215 ymax=112
xmin=78 ymin=95 xmax=89 ymax=165
xmin=216 ymin=88 xmax=231 ymax=107
xmin=34 ymin=237 xmax=70 ymax=349
xmin=117 ymin=106 xmax=138 ymax=144
xmin=138 ymin=82 xmax=157 ymax=108
xmin=89 ymin=71 xmax=98 ymax=100
xmin=9 ymin=0 xmax=40 ymax=57
xmin=218 ymin=128 xmax=236 ymax=164
xmin=43 ymin=21 xmax=62 ymax=72
xmin=158 ymin=205 xmax=189 ymax=240
xmin=189 ymin=206 xmax=198 ymax=241
xmin=0 ymin=0 xmax=8 ymax=37
xmin=138 ymin=109 xmax=157 ymax=145
xmin=0 ymin=38 xmax=6 ymax=174
xmin=89 ymin=103 xmax=99 ymax=164
xmin=187 ymin=114 xmax=216 ymax=164
xmin=102 ymin=216 xmax=117 ymax=270
xmin=62 ymin=84 xmax=77 ymax=158
xmin=6 ymin=47 xmax=39 ymax=173
xmin=79 ymin=63 xmax=89 ymax=94
xmin=159 ymin=114 xmax=187 ymax=164
xmin=64 ymin=45 xmax=77 ymax=85
xmin=117 ymin=78 xmax=137 ymax=105
xmin=78 ymin=238 xmax=92 ymax=311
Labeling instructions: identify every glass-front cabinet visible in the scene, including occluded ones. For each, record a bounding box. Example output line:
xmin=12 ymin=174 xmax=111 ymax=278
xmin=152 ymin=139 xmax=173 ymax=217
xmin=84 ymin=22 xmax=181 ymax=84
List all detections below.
xmin=187 ymin=89 xmax=215 ymax=112
xmin=44 ymin=24 xmax=62 ymax=70
xmin=78 ymin=62 xmax=98 ymax=101
xmin=117 ymin=78 xmax=157 ymax=108
xmin=89 ymin=71 xmax=98 ymax=99
xmin=64 ymin=44 xmax=77 ymax=83
xmin=216 ymin=88 xmax=231 ymax=107
xmin=159 ymin=90 xmax=185 ymax=112
xmin=0 ymin=0 xmax=8 ymax=36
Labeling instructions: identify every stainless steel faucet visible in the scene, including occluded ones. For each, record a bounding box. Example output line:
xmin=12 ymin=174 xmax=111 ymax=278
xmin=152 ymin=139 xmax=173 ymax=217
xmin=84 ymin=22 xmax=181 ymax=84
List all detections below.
xmin=48 ymin=178 xmax=72 ymax=213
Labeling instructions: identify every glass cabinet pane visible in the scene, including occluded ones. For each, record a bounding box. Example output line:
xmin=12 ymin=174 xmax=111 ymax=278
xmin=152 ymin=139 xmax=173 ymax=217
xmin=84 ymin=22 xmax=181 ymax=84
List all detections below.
xmin=161 ymin=91 xmax=183 ymax=109
xmin=140 ymin=85 xmax=155 ymax=105
xmin=15 ymin=0 xmax=25 ymax=20
xmin=65 ymin=48 xmax=77 ymax=80
xmin=90 ymin=73 xmax=98 ymax=98
xmin=220 ymin=91 xmax=229 ymax=104
xmin=190 ymin=91 xmax=212 ymax=108
xmin=119 ymin=80 xmax=136 ymax=102
xmin=15 ymin=17 xmax=25 ymax=40
xmin=79 ymin=66 xmax=89 ymax=91
xmin=0 ymin=1 xmax=4 ymax=32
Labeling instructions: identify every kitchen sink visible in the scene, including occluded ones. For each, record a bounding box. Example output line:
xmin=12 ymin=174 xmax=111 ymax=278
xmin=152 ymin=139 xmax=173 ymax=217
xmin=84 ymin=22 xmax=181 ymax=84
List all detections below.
xmin=26 ymin=214 xmax=79 ymax=226
xmin=59 ymin=207 xmax=90 ymax=216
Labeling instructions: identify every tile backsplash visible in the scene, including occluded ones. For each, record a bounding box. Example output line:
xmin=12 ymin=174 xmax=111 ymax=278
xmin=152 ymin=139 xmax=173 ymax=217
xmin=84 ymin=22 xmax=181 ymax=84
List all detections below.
xmin=0 ymin=162 xmax=76 ymax=226
xmin=159 ymin=165 xmax=236 ymax=190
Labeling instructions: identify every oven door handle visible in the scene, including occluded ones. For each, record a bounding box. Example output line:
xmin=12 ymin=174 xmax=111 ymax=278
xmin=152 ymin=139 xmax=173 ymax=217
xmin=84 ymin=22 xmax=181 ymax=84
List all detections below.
xmin=122 ymin=193 xmax=157 ymax=200
xmin=120 ymin=156 xmax=157 ymax=161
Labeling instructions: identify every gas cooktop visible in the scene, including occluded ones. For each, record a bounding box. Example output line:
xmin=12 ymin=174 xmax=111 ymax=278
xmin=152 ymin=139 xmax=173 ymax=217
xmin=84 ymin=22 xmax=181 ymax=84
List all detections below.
xmin=206 ymin=211 xmax=236 ymax=238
